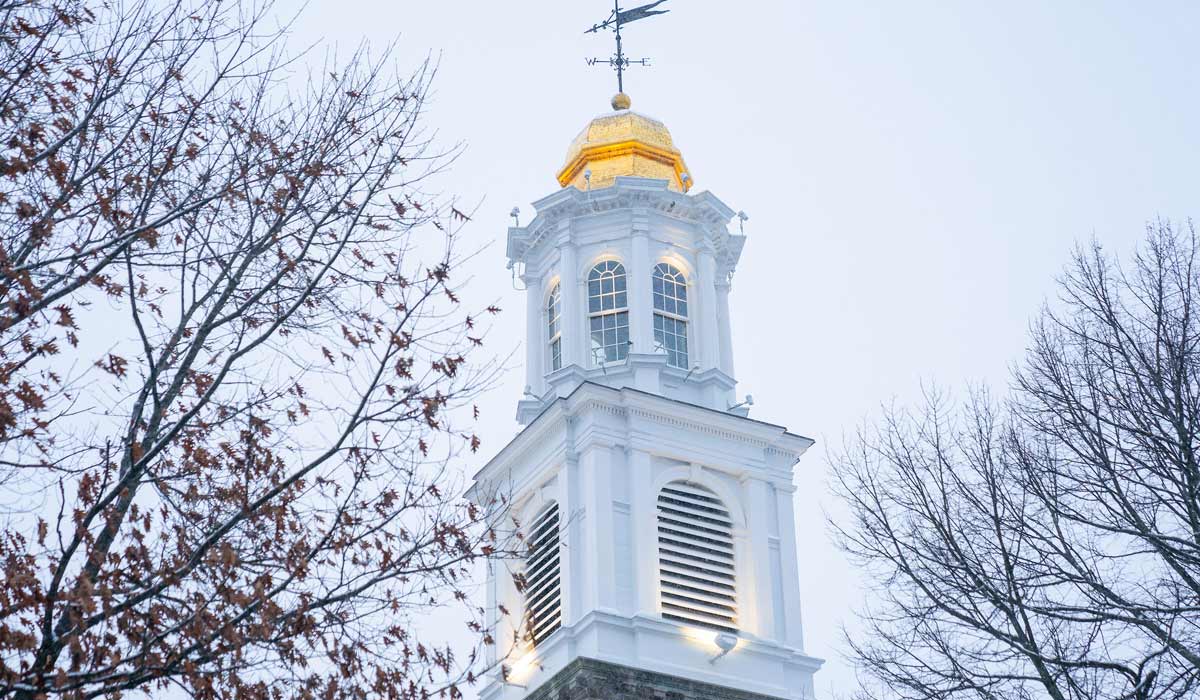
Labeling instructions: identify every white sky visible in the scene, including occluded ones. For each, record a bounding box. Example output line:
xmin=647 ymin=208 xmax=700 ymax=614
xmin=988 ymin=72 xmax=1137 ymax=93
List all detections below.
xmin=288 ymin=2 xmax=1200 ymax=696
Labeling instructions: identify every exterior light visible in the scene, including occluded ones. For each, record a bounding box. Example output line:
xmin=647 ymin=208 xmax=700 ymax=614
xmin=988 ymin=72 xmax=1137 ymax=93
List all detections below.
xmin=501 ymin=661 xmax=531 ymax=688
xmin=709 ymin=632 xmax=738 ymax=664
xmin=728 ymin=394 xmax=754 ymax=412
xmin=500 ymin=665 xmax=520 ymax=687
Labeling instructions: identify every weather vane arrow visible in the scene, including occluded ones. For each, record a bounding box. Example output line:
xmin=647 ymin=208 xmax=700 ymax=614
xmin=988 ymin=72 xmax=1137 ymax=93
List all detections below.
xmin=584 ymin=0 xmax=670 ymax=107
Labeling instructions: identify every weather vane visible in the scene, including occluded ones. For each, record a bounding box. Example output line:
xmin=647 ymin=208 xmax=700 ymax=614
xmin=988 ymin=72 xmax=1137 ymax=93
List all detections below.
xmin=585 ymin=0 xmax=669 ymax=107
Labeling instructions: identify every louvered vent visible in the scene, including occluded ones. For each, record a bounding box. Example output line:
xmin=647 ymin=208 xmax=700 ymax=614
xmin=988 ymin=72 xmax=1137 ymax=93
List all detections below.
xmin=657 ymin=481 xmax=738 ymax=633
xmin=524 ymin=504 xmax=562 ymax=647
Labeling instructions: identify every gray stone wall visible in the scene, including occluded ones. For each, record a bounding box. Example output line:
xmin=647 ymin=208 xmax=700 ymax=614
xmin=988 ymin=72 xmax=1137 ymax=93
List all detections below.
xmin=521 ymin=658 xmax=786 ymax=700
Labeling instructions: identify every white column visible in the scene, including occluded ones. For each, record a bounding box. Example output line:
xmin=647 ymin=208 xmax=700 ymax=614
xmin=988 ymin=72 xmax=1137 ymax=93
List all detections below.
xmin=562 ymin=422 xmax=584 ymax=626
xmin=558 ymin=231 xmax=580 ymax=370
xmin=777 ymin=484 xmax=806 ymax=649
xmin=742 ymin=477 xmax=775 ymax=639
xmin=582 ymin=444 xmax=617 ymax=613
xmin=697 ymin=248 xmax=719 ymax=369
xmin=629 ymin=213 xmax=653 ymax=354
xmin=629 ymin=448 xmax=658 ymax=616
xmin=612 ymin=444 xmax=636 ymax=613
xmin=716 ymin=277 xmax=735 ymax=378
xmin=524 ymin=274 xmax=543 ymax=395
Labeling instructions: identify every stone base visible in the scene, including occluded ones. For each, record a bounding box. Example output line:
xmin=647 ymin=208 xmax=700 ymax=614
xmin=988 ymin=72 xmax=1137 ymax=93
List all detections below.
xmin=522 ymin=657 xmax=787 ymax=700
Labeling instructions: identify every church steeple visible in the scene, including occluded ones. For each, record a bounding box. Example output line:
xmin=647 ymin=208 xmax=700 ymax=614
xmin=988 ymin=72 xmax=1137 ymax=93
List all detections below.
xmin=469 ymin=93 xmax=823 ymax=698
xmin=469 ymin=8 xmax=822 ymax=700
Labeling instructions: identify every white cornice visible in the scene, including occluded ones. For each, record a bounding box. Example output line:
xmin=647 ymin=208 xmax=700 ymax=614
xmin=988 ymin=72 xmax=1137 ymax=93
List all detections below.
xmin=506 ymin=177 xmax=745 ymax=275
xmin=469 ymin=381 xmax=813 ymax=503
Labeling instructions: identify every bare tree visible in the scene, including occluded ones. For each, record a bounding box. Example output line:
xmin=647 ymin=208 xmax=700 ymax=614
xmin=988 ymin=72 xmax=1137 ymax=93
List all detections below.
xmin=0 ymin=1 xmax=503 ymax=698
xmin=833 ymin=220 xmax=1200 ymax=700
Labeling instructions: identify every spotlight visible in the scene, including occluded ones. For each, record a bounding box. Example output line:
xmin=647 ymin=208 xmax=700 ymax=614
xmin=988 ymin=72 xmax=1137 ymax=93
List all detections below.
xmin=710 ymin=632 xmax=738 ymax=663
xmin=728 ymin=394 xmax=754 ymax=412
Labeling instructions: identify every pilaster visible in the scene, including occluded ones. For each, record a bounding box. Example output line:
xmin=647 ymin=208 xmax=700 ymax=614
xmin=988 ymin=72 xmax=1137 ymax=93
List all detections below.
xmin=716 ymin=278 xmax=735 ymax=378
xmin=629 ymin=213 xmax=653 ymax=354
xmin=580 ymin=444 xmax=617 ymax=612
xmin=563 ymin=418 xmax=584 ymax=627
xmin=557 ymin=225 xmax=580 ymax=374
xmin=743 ymin=478 xmax=776 ymax=641
xmin=525 ymin=274 xmax=544 ymax=395
xmin=697 ymin=247 xmax=719 ymax=369
xmin=776 ymin=485 xmax=806 ymax=650
xmin=628 ymin=448 xmax=658 ymax=617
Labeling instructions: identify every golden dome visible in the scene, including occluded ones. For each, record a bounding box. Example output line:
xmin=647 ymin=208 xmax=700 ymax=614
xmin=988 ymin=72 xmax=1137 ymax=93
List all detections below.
xmin=556 ymin=102 xmax=693 ymax=193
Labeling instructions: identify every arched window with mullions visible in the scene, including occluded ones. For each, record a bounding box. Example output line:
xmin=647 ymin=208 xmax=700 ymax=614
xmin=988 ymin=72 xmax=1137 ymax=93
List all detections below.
xmin=547 ymin=283 xmax=562 ymax=371
xmin=652 ymin=263 xmax=689 ymax=369
xmin=587 ymin=261 xmax=629 ymax=364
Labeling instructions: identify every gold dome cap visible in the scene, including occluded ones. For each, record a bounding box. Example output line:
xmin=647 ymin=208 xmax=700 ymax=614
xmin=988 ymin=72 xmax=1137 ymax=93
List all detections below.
xmin=556 ymin=97 xmax=693 ymax=193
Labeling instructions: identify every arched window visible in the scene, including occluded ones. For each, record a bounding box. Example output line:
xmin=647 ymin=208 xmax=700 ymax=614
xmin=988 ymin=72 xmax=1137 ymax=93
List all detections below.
xmin=524 ymin=503 xmax=562 ymax=647
xmin=652 ymin=263 xmax=689 ymax=369
xmin=547 ymin=283 xmax=562 ymax=371
xmin=587 ymin=261 xmax=629 ymax=364
xmin=656 ymin=481 xmax=737 ymax=633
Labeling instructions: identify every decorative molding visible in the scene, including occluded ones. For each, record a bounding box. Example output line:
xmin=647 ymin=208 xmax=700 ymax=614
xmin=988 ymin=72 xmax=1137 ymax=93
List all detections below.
xmin=626 ymin=406 xmax=771 ymax=450
xmin=507 ymin=179 xmax=741 ymax=271
xmin=476 ymin=383 xmax=810 ymax=499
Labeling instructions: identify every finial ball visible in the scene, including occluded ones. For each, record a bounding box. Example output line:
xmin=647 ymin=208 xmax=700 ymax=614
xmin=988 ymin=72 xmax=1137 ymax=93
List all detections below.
xmin=611 ymin=92 xmax=632 ymax=110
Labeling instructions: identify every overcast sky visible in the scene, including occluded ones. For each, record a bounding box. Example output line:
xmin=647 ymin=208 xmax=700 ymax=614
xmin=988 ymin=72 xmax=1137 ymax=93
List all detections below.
xmin=290 ymin=2 xmax=1200 ymax=696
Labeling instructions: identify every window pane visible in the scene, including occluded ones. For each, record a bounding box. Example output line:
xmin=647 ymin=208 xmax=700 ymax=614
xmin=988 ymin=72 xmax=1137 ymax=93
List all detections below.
xmin=653 ymin=312 xmax=688 ymax=369
xmin=652 ymin=263 xmax=687 ymax=322
xmin=586 ymin=263 xmax=629 ymax=365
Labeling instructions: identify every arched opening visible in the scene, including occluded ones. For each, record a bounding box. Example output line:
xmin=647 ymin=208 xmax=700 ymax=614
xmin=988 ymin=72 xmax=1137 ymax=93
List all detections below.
xmin=523 ymin=503 xmax=562 ymax=647
xmin=656 ymin=481 xmax=738 ymax=633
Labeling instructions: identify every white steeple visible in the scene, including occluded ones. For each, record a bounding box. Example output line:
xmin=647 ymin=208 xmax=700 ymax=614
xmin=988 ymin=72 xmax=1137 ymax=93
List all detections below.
xmin=470 ymin=98 xmax=822 ymax=700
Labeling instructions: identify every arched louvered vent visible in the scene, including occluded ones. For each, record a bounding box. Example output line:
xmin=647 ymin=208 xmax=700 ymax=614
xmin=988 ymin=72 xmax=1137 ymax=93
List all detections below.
xmin=657 ymin=481 xmax=738 ymax=633
xmin=524 ymin=504 xmax=561 ymax=647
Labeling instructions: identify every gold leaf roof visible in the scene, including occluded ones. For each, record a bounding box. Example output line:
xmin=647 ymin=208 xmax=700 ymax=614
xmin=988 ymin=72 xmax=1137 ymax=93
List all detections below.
xmin=556 ymin=97 xmax=693 ymax=193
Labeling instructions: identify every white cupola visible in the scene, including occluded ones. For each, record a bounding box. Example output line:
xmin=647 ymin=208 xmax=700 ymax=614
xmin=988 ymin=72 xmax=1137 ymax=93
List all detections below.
xmin=469 ymin=95 xmax=823 ymax=700
xmin=508 ymin=107 xmax=745 ymax=425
